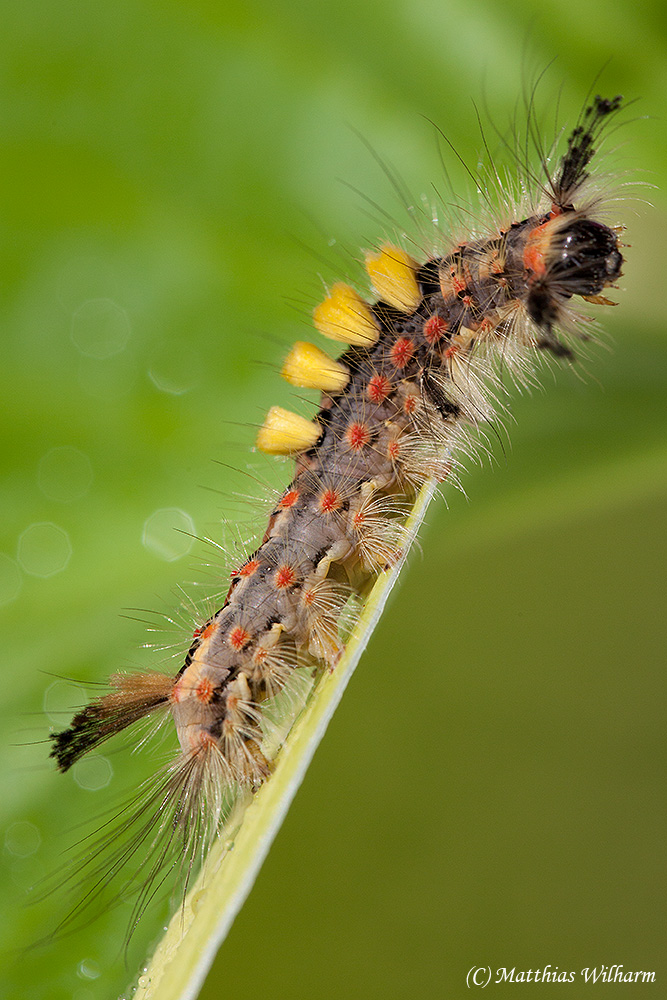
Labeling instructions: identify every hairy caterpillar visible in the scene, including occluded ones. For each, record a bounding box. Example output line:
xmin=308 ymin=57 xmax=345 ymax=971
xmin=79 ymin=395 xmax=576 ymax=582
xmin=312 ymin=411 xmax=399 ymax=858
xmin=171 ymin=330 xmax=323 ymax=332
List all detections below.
xmin=47 ymin=93 xmax=627 ymax=940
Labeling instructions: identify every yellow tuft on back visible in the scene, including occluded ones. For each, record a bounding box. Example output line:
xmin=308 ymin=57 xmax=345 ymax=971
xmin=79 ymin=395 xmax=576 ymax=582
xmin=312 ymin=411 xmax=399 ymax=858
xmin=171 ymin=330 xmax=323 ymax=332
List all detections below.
xmin=281 ymin=341 xmax=349 ymax=392
xmin=313 ymin=283 xmax=380 ymax=346
xmin=364 ymin=244 xmax=421 ymax=313
xmin=256 ymin=406 xmax=321 ymax=455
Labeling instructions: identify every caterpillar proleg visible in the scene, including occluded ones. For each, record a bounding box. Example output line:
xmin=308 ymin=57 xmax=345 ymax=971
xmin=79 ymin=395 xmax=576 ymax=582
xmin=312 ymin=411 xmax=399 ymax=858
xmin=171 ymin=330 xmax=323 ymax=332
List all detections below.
xmin=47 ymin=92 xmax=628 ymax=970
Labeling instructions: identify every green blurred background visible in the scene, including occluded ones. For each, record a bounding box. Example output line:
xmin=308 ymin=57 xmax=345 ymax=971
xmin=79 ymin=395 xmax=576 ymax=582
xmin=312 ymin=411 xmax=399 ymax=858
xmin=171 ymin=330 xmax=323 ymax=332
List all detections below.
xmin=1 ymin=1 xmax=665 ymax=998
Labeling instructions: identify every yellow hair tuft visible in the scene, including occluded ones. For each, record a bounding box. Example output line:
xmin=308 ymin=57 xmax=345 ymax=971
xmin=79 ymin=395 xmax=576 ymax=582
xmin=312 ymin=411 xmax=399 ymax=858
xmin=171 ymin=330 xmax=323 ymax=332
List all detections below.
xmin=313 ymin=283 xmax=380 ymax=346
xmin=364 ymin=244 xmax=421 ymax=313
xmin=256 ymin=406 xmax=321 ymax=455
xmin=281 ymin=341 xmax=349 ymax=392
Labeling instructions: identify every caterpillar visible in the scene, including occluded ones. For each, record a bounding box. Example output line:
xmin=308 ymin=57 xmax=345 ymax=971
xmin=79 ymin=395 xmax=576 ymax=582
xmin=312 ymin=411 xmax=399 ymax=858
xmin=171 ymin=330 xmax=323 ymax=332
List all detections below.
xmin=48 ymin=93 xmax=626 ymax=936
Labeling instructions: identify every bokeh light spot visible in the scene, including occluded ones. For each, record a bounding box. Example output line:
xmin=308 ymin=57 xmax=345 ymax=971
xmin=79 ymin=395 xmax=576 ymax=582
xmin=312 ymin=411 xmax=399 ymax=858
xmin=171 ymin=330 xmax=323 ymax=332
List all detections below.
xmin=0 ymin=554 xmax=22 ymax=606
xmin=77 ymin=959 xmax=101 ymax=981
xmin=4 ymin=821 xmax=41 ymax=858
xmin=72 ymin=755 xmax=113 ymax=791
xmin=44 ymin=680 xmax=86 ymax=726
xmin=17 ymin=522 xmax=72 ymax=577
xmin=148 ymin=343 xmax=200 ymax=395
xmin=71 ymin=298 xmax=131 ymax=359
xmin=142 ymin=507 xmax=195 ymax=562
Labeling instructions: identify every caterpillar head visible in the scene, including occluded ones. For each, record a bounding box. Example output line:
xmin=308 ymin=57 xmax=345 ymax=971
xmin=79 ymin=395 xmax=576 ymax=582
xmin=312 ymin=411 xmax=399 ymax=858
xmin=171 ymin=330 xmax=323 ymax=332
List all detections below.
xmin=548 ymin=217 xmax=623 ymax=297
xmin=523 ymin=210 xmax=624 ymax=339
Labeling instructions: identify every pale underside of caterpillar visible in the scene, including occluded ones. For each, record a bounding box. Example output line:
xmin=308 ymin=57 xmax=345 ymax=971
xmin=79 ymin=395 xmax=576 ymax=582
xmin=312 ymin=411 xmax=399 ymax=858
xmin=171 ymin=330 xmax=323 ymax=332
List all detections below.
xmin=49 ymin=95 xmax=625 ymax=929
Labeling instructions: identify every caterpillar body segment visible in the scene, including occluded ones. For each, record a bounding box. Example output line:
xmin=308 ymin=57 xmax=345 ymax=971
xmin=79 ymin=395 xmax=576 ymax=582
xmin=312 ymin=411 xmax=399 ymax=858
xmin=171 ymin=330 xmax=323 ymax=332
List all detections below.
xmin=48 ymin=94 xmax=626 ymax=925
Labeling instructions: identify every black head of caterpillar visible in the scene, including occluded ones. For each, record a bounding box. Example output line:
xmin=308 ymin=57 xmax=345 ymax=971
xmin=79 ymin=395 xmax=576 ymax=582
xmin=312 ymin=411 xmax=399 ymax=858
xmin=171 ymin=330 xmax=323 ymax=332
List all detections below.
xmin=524 ymin=214 xmax=622 ymax=343
xmin=46 ymin=92 xmax=628 ymax=940
xmin=518 ymin=94 xmax=625 ymax=353
xmin=545 ymin=218 xmax=623 ymax=298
